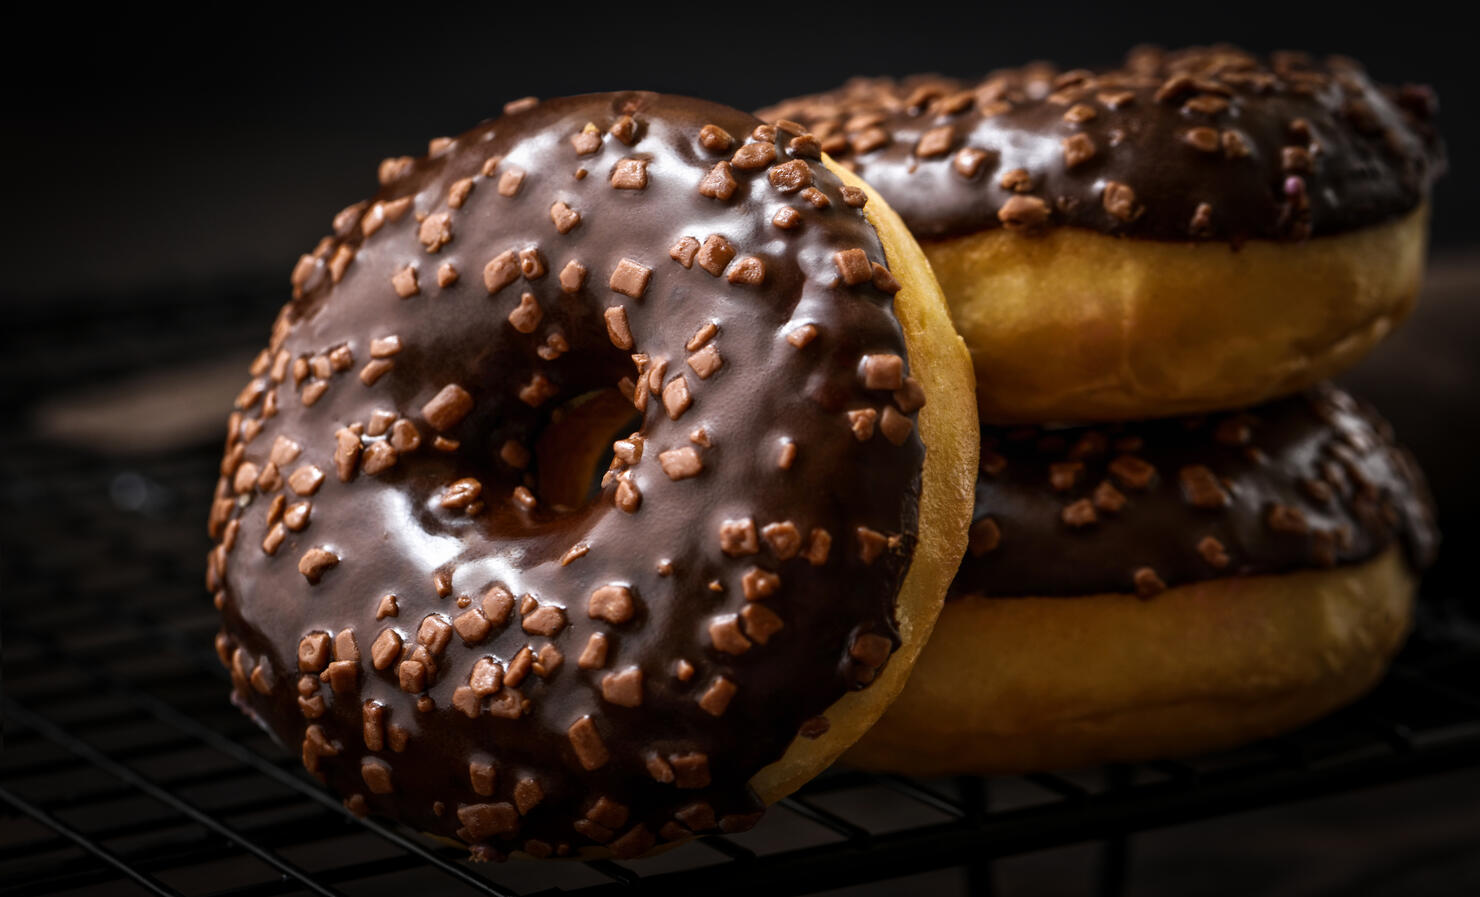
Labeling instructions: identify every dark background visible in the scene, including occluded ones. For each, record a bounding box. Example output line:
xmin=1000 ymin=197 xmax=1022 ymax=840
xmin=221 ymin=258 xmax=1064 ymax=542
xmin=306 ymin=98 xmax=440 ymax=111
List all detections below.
xmin=2 ymin=3 xmax=1476 ymax=299
xmin=1 ymin=7 xmax=1476 ymax=895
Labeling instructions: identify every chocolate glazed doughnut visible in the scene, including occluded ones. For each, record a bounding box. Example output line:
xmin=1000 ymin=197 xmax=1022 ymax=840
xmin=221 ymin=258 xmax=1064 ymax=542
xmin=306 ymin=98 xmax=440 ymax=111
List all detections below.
xmin=846 ymin=385 xmax=1438 ymax=774
xmin=760 ymin=46 xmax=1445 ymax=422
xmin=206 ymin=93 xmax=976 ymax=858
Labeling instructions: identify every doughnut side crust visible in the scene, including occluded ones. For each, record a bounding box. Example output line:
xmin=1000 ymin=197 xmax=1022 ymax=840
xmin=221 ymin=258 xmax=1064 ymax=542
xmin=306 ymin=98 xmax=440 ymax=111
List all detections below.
xmin=752 ymin=159 xmax=977 ymax=802
xmin=928 ymin=205 xmax=1427 ymax=422
xmin=845 ymin=547 xmax=1416 ymax=774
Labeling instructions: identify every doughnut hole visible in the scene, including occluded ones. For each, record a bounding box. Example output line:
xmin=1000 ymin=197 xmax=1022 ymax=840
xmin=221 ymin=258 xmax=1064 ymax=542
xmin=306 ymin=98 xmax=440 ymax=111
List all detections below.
xmin=533 ymin=388 xmax=639 ymax=511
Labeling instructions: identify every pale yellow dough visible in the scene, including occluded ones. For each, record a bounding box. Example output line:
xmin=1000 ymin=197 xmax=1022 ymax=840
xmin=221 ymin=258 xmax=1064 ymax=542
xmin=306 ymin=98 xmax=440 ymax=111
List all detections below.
xmin=928 ymin=207 xmax=1429 ymax=423
xmin=846 ymin=548 xmax=1416 ymax=774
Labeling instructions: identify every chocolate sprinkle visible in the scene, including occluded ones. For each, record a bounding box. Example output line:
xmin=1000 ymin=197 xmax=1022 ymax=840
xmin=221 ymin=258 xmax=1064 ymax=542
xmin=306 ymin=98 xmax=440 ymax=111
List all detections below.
xmin=210 ymin=93 xmax=923 ymax=859
xmin=953 ymin=385 xmax=1436 ymax=598
xmin=759 ymin=46 xmax=1443 ymax=242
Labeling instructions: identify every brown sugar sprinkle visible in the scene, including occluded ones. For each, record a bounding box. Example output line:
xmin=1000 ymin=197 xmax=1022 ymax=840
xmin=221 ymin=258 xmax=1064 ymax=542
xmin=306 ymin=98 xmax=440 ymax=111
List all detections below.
xmin=1062 ymin=133 xmax=1097 ymax=168
xmin=588 ymin=584 xmax=636 ymax=624
xmin=698 ymin=161 xmax=738 ymax=200
xmin=686 ymin=322 xmax=718 ymax=351
xmin=1133 ymin=567 xmax=1167 ymax=597
xmin=609 ymin=114 xmax=638 ymax=144
xmin=1109 ymin=455 xmax=1157 ymax=489
xmin=669 ymin=236 xmax=700 ymax=267
xmin=687 ymin=343 xmax=723 ymax=379
xmin=297 ymin=548 xmax=339 ymax=584
xmin=422 ymin=384 xmax=473 ymax=432
xmin=554 ymin=259 xmax=587 ymax=293
xmin=1049 ymin=462 xmax=1084 ymax=491
xmin=549 ymin=201 xmax=582 ymax=234
xmin=610 ymin=158 xmax=648 ymax=189
xmin=1061 ymin=499 xmax=1098 ymax=528
xmin=601 ymin=667 xmax=644 ymax=707
xmin=731 ymin=142 xmax=776 ymax=170
xmin=603 ymin=306 xmax=634 ymax=350
xmin=708 ymin=615 xmax=752 ymax=655
xmin=998 ymin=195 xmax=1050 ymax=231
xmin=740 ymin=604 xmax=784 ymax=645
xmin=497 ymin=167 xmax=525 ymax=197
xmin=786 ymin=324 xmax=818 ymax=348
xmin=507 ymin=293 xmax=543 ymax=333
xmin=498 ymin=440 xmax=531 ymax=470
xmin=571 ymin=124 xmax=602 ymax=155
xmin=954 ymin=146 xmax=990 ymax=178
xmin=697 ymin=677 xmax=737 ymax=716
xmin=483 ymin=250 xmax=519 ymax=294
xmin=741 ymin=566 xmax=781 ymax=600
xmin=609 ymin=258 xmax=652 ymax=298
xmin=772 ymin=206 xmax=802 ymax=229
xmin=727 ymin=257 xmax=765 ymax=285
xmin=1102 ymin=181 xmax=1143 ymax=222
xmin=568 ymin=717 xmax=609 ymax=770
xmin=768 ymin=159 xmax=812 ymax=193
xmin=300 ymin=381 xmax=329 ymax=407
xmin=418 ymin=213 xmax=453 ymax=252
xmin=658 ymin=447 xmax=703 ymax=480
xmin=1198 ymin=536 xmax=1231 ymax=568
xmin=800 ymin=187 xmax=830 ymax=208
xmin=1179 ymin=465 xmax=1231 ymax=508
xmin=861 ymin=353 xmax=904 ymax=390
xmin=833 ymin=248 xmax=872 ymax=285
xmin=915 ymin=125 xmax=954 ymax=158
xmin=518 ymin=248 xmax=547 ymax=280
xmin=1268 ymin=504 xmax=1310 ymax=533
xmin=856 ymin=526 xmax=888 ymax=564
xmin=1184 ymin=126 xmax=1220 ymax=153
xmin=698 ymin=124 xmax=733 ymax=152
xmin=879 ymin=407 xmax=913 ymax=445
xmin=719 ymin=518 xmax=759 ymax=556
xmin=847 ymin=408 xmax=877 ymax=441
xmin=696 ymin=235 xmax=735 ymax=276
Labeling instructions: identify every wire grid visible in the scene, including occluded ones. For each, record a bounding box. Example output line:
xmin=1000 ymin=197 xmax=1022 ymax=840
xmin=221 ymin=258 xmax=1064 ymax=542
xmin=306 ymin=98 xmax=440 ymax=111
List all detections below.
xmin=2 ymin=283 xmax=1479 ymax=896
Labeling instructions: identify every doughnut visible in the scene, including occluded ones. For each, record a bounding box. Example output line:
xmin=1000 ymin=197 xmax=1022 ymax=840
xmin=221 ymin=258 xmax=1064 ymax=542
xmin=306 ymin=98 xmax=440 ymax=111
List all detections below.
xmin=759 ymin=46 xmax=1445 ymax=423
xmin=206 ymin=92 xmax=976 ymax=859
xmin=845 ymin=385 xmax=1438 ymax=774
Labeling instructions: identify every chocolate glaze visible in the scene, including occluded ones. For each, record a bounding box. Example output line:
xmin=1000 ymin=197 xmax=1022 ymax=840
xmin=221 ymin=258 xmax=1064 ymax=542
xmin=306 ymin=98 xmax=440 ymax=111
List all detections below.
xmin=956 ymin=385 xmax=1437 ymax=599
xmin=206 ymin=92 xmax=926 ymax=858
xmin=759 ymin=46 xmax=1444 ymax=242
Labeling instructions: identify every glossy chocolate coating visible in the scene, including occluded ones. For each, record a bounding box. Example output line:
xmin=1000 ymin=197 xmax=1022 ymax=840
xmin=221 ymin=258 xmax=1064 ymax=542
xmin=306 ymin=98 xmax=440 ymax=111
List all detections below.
xmin=207 ymin=92 xmax=925 ymax=857
xmin=957 ymin=385 xmax=1437 ymax=599
xmin=759 ymin=46 xmax=1443 ymax=242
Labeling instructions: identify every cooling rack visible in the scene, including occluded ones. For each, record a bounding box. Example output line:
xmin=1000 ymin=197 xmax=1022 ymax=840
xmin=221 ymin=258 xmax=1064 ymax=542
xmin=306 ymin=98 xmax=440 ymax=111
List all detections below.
xmin=2 ymin=278 xmax=1476 ymax=896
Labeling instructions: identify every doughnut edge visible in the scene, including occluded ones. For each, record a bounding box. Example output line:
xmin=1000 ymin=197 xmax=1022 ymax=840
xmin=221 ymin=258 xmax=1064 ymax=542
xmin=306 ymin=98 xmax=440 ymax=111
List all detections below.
xmin=749 ymin=157 xmax=979 ymax=803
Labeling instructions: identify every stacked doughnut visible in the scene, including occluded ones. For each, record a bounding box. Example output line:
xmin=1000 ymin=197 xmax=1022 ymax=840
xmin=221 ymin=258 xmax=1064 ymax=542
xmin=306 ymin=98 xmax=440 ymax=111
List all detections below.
xmin=761 ymin=46 xmax=1444 ymax=772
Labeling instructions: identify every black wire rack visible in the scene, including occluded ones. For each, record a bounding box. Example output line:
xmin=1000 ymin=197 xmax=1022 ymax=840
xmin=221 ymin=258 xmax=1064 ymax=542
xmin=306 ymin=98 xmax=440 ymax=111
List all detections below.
xmin=2 ymin=280 xmax=1478 ymax=897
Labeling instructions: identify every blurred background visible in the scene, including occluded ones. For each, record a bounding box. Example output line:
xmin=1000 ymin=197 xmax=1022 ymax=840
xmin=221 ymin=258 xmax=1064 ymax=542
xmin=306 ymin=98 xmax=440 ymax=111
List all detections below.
xmin=2 ymin=4 xmax=1477 ymax=896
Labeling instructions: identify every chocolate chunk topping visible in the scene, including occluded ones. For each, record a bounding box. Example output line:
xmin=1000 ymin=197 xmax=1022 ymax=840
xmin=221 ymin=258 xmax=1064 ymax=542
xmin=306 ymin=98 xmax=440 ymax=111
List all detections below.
xmin=210 ymin=92 xmax=923 ymax=861
xmin=758 ymin=48 xmax=1443 ymax=241
xmin=953 ymin=385 xmax=1436 ymax=598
